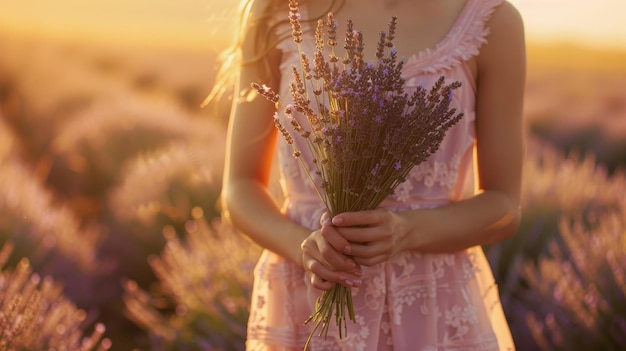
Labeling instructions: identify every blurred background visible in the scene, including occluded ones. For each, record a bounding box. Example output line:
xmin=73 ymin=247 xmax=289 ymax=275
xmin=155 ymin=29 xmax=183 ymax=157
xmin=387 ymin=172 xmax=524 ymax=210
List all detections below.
xmin=0 ymin=0 xmax=624 ymax=350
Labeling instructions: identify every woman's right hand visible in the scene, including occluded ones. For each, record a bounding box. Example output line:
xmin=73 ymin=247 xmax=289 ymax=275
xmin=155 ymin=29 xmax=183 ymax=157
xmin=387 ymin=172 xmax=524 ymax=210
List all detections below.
xmin=300 ymin=214 xmax=363 ymax=290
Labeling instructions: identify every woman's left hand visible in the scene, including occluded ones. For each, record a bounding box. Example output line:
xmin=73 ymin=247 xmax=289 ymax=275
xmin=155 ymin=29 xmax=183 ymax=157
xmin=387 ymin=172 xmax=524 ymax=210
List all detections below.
xmin=330 ymin=208 xmax=411 ymax=266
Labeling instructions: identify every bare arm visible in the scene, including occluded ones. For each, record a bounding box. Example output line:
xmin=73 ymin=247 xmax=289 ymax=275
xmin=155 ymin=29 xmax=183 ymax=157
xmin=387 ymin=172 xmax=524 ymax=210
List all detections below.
xmin=405 ymin=1 xmax=526 ymax=252
xmin=221 ymin=7 xmax=309 ymax=264
xmin=327 ymin=2 xmax=526 ymax=264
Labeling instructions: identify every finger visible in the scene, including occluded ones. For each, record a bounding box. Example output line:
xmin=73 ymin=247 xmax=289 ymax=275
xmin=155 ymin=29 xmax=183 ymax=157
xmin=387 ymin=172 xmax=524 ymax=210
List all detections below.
xmin=349 ymin=240 xmax=392 ymax=261
xmin=353 ymin=253 xmax=388 ymax=267
xmin=335 ymin=225 xmax=381 ymax=243
xmin=311 ymin=274 xmax=361 ymax=290
xmin=332 ymin=208 xmax=385 ymax=227
xmin=320 ymin=225 xmax=352 ymax=255
xmin=305 ymin=259 xmax=362 ymax=290
xmin=316 ymin=237 xmax=359 ymax=273
xmin=310 ymin=274 xmax=335 ymax=291
xmin=310 ymin=274 xmax=361 ymax=291
xmin=301 ymin=237 xmax=361 ymax=278
xmin=319 ymin=211 xmax=332 ymax=226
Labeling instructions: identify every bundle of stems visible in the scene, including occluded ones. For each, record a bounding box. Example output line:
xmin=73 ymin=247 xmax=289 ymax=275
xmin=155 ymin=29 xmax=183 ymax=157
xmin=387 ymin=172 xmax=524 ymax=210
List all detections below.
xmin=253 ymin=0 xmax=463 ymax=348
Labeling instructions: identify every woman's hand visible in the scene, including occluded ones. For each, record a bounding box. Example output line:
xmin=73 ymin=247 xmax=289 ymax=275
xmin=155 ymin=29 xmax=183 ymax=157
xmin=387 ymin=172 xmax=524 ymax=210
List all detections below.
xmin=300 ymin=214 xmax=363 ymax=291
xmin=331 ymin=208 xmax=412 ymax=266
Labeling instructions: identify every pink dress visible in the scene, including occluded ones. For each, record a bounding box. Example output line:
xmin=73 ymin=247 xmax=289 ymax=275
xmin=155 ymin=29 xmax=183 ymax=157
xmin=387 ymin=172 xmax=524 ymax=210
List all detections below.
xmin=246 ymin=0 xmax=515 ymax=350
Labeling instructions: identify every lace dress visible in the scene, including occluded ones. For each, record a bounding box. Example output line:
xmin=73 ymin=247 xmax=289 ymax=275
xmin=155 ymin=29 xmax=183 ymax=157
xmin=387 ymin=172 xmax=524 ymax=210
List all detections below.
xmin=246 ymin=0 xmax=515 ymax=350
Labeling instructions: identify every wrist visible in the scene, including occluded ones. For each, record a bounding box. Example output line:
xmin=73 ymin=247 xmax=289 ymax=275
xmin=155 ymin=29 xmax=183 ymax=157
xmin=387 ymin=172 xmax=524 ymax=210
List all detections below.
xmin=396 ymin=210 xmax=421 ymax=252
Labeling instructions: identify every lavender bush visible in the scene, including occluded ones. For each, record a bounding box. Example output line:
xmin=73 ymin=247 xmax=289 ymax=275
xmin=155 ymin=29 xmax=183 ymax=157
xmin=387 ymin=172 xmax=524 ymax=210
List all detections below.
xmin=485 ymin=140 xmax=626 ymax=350
xmin=0 ymin=120 xmax=99 ymax=268
xmin=0 ymin=241 xmax=112 ymax=350
xmin=123 ymin=216 xmax=260 ymax=351
xmin=109 ymin=139 xmax=224 ymax=227
xmin=0 ymin=36 xmax=226 ymax=348
xmin=524 ymin=209 xmax=626 ymax=350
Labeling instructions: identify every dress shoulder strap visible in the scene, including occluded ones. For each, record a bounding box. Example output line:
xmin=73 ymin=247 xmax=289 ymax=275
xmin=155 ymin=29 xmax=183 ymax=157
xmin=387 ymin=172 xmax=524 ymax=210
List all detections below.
xmin=403 ymin=0 xmax=506 ymax=75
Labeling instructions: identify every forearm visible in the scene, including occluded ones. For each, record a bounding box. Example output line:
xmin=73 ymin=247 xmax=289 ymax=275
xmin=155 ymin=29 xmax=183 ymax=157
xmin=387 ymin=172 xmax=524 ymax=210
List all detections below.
xmin=222 ymin=179 xmax=310 ymax=265
xmin=402 ymin=190 xmax=521 ymax=253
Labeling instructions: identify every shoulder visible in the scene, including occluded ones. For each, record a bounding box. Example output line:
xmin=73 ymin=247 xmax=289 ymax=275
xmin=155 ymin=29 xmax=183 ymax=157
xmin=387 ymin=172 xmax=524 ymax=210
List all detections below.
xmin=477 ymin=1 xmax=525 ymax=71
xmin=491 ymin=1 xmax=524 ymax=31
xmin=485 ymin=1 xmax=525 ymax=49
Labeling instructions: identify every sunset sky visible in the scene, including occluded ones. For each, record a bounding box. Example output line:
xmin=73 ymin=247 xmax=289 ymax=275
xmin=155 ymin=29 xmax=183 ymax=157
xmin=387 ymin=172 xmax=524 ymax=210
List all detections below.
xmin=1 ymin=0 xmax=625 ymax=51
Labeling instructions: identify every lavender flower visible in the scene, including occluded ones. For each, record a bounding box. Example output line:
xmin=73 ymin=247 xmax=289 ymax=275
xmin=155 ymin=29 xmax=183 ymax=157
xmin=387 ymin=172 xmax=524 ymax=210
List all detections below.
xmin=288 ymin=0 xmax=303 ymax=44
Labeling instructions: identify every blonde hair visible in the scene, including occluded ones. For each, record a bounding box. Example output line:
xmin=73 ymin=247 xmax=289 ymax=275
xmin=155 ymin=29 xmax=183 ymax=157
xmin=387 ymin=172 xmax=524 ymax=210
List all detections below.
xmin=203 ymin=0 xmax=342 ymax=121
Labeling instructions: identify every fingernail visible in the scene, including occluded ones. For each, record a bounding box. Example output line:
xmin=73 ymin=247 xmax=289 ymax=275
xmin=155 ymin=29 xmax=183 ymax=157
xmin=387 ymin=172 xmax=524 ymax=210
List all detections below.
xmin=343 ymin=279 xmax=354 ymax=287
xmin=321 ymin=218 xmax=332 ymax=226
xmin=332 ymin=217 xmax=344 ymax=225
xmin=352 ymin=279 xmax=362 ymax=287
xmin=343 ymin=245 xmax=351 ymax=254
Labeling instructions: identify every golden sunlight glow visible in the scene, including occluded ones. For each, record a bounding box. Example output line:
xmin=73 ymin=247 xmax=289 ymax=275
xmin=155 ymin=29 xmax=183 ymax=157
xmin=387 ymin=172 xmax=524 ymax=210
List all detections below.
xmin=0 ymin=0 xmax=625 ymax=51
xmin=0 ymin=0 xmax=236 ymax=50
xmin=509 ymin=0 xmax=626 ymax=49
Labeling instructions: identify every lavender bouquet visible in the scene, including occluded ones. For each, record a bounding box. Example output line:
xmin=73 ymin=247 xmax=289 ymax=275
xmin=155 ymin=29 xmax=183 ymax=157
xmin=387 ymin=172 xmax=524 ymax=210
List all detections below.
xmin=252 ymin=0 xmax=463 ymax=347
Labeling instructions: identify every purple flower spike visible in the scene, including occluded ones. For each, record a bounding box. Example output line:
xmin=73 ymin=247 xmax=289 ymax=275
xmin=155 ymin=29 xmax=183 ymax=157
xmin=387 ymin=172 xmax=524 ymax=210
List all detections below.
xmin=371 ymin=163 xmax=381 ymax=177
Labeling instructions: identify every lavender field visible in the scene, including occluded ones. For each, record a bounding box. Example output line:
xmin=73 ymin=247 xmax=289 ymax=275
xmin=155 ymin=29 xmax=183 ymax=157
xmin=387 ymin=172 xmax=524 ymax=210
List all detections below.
xmin=0 ymin=33 xmax=624 ymax=350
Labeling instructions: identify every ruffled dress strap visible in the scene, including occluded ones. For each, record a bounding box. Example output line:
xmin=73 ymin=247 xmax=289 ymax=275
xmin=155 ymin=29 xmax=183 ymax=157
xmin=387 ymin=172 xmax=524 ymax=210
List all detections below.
xmin=403 ymin=0 xmax=505 ymax=75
